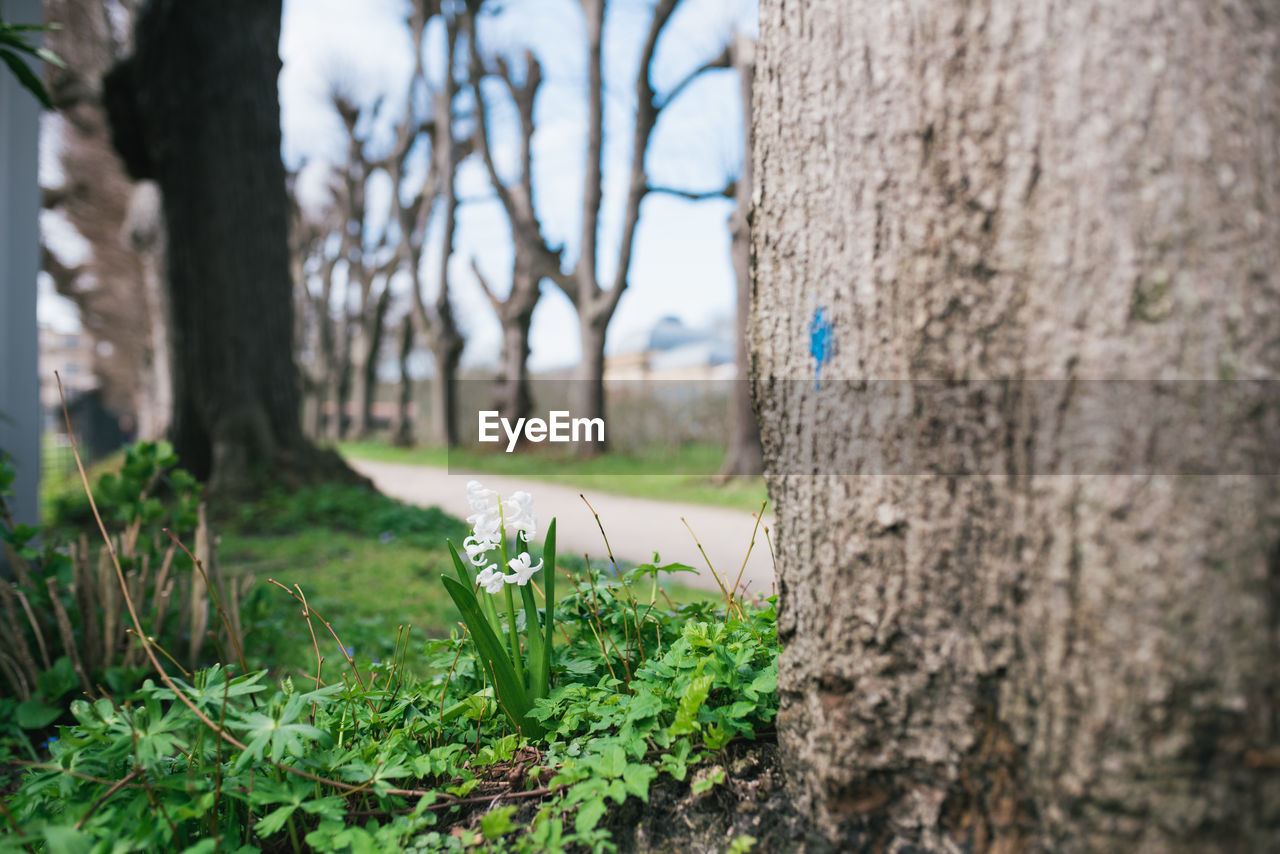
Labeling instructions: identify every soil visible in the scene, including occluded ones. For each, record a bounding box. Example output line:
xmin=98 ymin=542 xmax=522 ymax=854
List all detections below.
xmin=601 ymin=740 xmax=836 ymax=854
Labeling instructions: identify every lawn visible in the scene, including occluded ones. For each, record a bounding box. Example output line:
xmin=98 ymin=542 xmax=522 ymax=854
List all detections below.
xmin=338 ymin=440 xmax=770 ymax=513
xmin=33 ymin=439 xmax=722 ymax=685
xmin=8 ymin=452 xmax=778 ymax=852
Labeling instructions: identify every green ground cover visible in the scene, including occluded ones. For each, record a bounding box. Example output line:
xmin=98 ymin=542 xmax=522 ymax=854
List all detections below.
xmin=2 ymin=444 xmax=777 ymax=852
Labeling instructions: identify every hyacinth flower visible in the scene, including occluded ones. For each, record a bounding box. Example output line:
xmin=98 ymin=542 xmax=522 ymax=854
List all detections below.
xmin=442 ymin=481 xmax=556 ymax=739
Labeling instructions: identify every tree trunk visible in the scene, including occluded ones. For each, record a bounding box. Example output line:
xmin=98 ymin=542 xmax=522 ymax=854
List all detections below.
xmin=431 ymin=333 xmax=462 ymax=448
xmin=44 ymin=0 xmax=158 ymax=428
xmin=495 ymin=309 xmax=533 ymax=427
xmin=123 ymin=180 xmax=172 ymax=441
xmin=572 ymin=313 xmax=608 ymax=456
xmin=348 ymin=288 xmax=389 ymax=441
xmin=105 ymin=0 xmax=361 ymax=495
xmin=390 ymin=316 xmax=414 ymax=447
xmin=324 ymin=316 xmax=352 ymax=443
xmin=752 ymin=2 xmax=1280 ymax=851
xmin=719 ymin=34 xmax=763 ymax=480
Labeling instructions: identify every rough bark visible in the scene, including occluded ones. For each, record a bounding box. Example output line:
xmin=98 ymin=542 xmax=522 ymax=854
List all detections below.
xmin=105 ymin=0 xmax=360 ymax=495
xmin=752 ymin=2 xmax=1280 ymax=851
xmin=42 ymin=0 xmax=164 ymax=431
xmin=718 ymin=34 xmax=763 ymax=479
xmin=121 ymin=180 xmax=171 ymax=441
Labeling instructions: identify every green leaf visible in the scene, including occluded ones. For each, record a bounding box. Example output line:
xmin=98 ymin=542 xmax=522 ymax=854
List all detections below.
xmin=541 ymin=519 xmax=556 ymax=695
xmin=16 ymin=697 xmax=60 ymax=729
xmin=691 ymin=767 xmax=725 ymax=795
xmin=669 ymin=674 xmax=712 ymax=736
xmin=593 ymin=741 xmax=626 ymax=778
xmin=446 ymin=539 xmax=472 ymax=588
xmin=520 ymin=578 xmax=545 ymax=699
xmin=749 ymin=662 xmax=777 ymax=695
xmin=35 ymin=656 xmax=76 ymax=701
xmin=40 ymin=826 xmax=93 ymax=854
xmin=629 ymin=561 xmax=698 ymax=580
xmin=254 ymin=803 xmax=299 ymax=837
xmin=574 ymin=797 xmax=607 ymax=835
xmin=622 ymin=762 xmax=657 ymax=802
xmin=441 ymin=575 xmax=541 ymax=737
xmin=34 ymin=47 xmax=65 ymax=68
xmin=480 ymin=805 xmax=518 ymax=839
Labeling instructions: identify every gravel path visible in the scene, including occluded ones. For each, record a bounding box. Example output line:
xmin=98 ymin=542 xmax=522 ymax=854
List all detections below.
xmin=349 ymin=459 xmax=777 ymax=597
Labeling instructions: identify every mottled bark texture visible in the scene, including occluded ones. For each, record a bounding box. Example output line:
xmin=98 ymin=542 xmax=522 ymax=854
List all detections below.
xmin=752 ymin=2 xmax=1280 ymax=851
xmin=105 ymin=0 xmax=358 ymax=494
xmin=43 ymin=0 xmax=170 ymax=435
xmin=719 ymin=34 xmax=764 ymax=479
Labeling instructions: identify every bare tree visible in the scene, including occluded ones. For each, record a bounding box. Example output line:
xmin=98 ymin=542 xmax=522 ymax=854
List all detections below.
xmin=42 ymin=0 xmax=170 ymax=439
xmin=468 ymin=0 xmax=729 ymax=454
xmin=395 ymin=2 xmax=465 ymax=447
xmin=331 ymin=95 xmax=403 ymax=442
xmin=753 ymin=1 xmax=1280 ymax=849
xmin=465 ymin=25 xmax=566 ymax=426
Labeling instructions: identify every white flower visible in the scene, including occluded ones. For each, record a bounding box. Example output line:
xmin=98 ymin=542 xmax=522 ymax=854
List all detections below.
xmin=504 ymin=552 xmax=543 ymax=586
xmin=466 ymin=480 xmax=498 ymax=511
xmin=465 ymin=480 xmax=503 ymax=544
xmin=504 ymin=490 xmax=537 ymax=541
xmin=463 ymin=534 xmax=497 ymax=567
xmin=476 ymin=565 xmax=508 ymax=594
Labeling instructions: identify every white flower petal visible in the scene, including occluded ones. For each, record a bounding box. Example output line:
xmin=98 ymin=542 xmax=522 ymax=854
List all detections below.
xmin=476 ymin=565 xmax=507 ymax=595
xmin=505 ymin=552 xmax=543 ymax=586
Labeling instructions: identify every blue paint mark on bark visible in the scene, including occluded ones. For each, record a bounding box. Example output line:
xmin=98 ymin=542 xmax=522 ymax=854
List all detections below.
xmin=809 ymin=307 xmax=833 ymax=390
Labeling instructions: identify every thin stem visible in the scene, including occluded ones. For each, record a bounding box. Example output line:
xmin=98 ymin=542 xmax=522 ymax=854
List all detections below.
xmin=503 ymin=582 xmax=525 ymax=688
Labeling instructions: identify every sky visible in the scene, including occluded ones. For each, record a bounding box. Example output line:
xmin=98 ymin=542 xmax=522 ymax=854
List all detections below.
xmin=42 ymin=0 xmax=757 ymax=373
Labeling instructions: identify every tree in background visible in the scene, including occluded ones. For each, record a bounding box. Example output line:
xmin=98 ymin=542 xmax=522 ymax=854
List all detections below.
xmin=291 ymin=2 xmax=467 ymax=449
xmin=467 ymin=0 xmax=736 ymax=455
xmin=465 ymin=10 xmax=567 ymax=428
xmin=41 ymin=0 xmax=171 ymax=440
xmin=753 ymin=1 xmax=1279 ymax=849
xmin=329 ymin=93 xmax=403 ymax=442
xmin=104 ymin=0 xmax=356 ymax=494
xmin=558 ymin=0 xmax=728 ymax=453
xmin=408 ymin=2 xmax=466 ymax=448
xmin=718 ymin=34 xmax=761 ymax=478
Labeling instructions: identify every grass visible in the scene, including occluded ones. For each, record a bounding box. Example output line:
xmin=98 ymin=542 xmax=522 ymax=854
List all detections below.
xmin=215 ymin=483 xmax=716 ymax=684
xmin=35 ymin=438 xmax=721 ymax=683
xmin=11 ymin=442 xmax=771 ymax=852
xmin=338 ymin=440 xmax=770 ymax=513
xmin=40 ymin=434 xmax=125 ymax=523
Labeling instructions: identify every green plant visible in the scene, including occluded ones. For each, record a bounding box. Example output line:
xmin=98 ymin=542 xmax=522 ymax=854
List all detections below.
xmin=1 ymin=565 xmax=778 ymax=852
xmin=2 ymin=467 xmax=780 ymax=851
xmin=0 ymin=443 xmax=247 ymax=756
xmin=440 ymin=482 xmax=557 ymax=739
xmin=0 ymin=15 xmax=63 ymax=109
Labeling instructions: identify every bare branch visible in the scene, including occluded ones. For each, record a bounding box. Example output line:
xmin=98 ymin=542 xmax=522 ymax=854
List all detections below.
xmin=606 ymin=0 xmax=679 ymax=302
xmin=657 ymin=45 xmax=732 ymax=112
xmin=646 ymin=181 xmax=737 ymax=202
xmin=470 ymin=256 xmax=503 ymax=312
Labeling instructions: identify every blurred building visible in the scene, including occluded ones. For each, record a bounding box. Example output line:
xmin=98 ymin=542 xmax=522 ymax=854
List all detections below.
xmin=38 ymin=324 xmax=97 ymax=415
xmin=605 ymin=315 xmax=736 ymax=381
